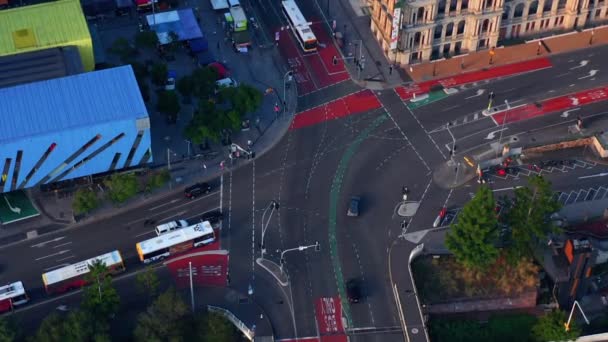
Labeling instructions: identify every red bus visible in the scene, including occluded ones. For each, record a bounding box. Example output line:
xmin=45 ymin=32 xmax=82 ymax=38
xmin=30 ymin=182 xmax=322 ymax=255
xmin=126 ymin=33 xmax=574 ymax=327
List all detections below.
xmin=41 ymin=250 xmax=125 ymax=295
xmin=0 ymin=281 xmax=29 ymax=313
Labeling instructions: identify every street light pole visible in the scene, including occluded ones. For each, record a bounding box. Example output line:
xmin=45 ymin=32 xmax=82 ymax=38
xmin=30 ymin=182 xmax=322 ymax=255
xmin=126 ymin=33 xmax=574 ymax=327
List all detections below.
xmin=497 ymin=99 xmax=510 ymax=153
xmin=446 ymin=123 xmax=459 ymax=186
xmin=167 ymin=148 xmax=172 ymax=170
xmin=279 ymin=242 xmax=320 ymax=273
xmin=260 ymin=200 xmax=279 ymax=258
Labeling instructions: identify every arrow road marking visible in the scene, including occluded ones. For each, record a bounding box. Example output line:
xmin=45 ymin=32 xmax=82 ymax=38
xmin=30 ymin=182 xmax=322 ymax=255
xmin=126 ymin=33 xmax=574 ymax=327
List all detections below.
xmin=465 ymin=89 xmax=486 ymax=100
xmin=31 ymin=237 xmax=66 ymax=248
xmin=570 ymin=60 xmax=589 ymax=70
xmin=561 ymin=108 xmax=580 ymax=118
xmin=578 ymin=69 xmax=599 ymax=79
xmin=569 ymin=96 xmax=580 ymax=106
xmin=35 ymin=250 xmax=70 ymax=261
xmin=485 ymin=128 xmax=508 ymax=140
xmin=579 ymin=172 xmax=608 ymax=179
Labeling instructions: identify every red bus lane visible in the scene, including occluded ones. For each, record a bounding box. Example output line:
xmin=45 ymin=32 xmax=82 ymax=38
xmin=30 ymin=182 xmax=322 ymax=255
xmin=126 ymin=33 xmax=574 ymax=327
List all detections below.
xmin=306 ymin=22 xmax=350 ymax=86
xmin=290 ymin=90 xmax=382 ymax=129
xmin=491 ymin=85 xmax=608 ymax=124
xmin=315 ymin=297 xmax=345 ymax=335
xmin=395 ymin=57 xmax=553 ymax=100
xmin=276 ymin=27 xmax=316 ymax=95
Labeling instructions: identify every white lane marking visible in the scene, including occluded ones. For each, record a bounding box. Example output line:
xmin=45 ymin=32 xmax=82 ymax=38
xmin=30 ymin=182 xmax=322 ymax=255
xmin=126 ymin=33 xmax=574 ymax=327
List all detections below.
xmin=441 ymin=104 xmax=460 ymax=112
xmin=35 ymin=250 xmax=70 ymax=261
xmin=569 ymin=60 xmax=589 ymax=70
xmin=53 ymin=242 xmax=72 ymax=249
xmin=125 ymin=192 xmax=218 ymax=226
xmin=134 ymin=230 xmax=155 ymax=238
xmin=578 ymin=70 xmax=599 ymax=80
xmin=579 ymin=172 xmax=608 ymax=179
xmin=251 ymin=160 xmax=256 ymax=275
xmin=30 ymin=237 xmax=66 ymax=248
xmin=148 ymin=198 xmax=180 ymax=211
xmin=473 ymin=113 xmax=479 ymax=120
xmin=492 ymin=187 xmax=523 ymax=192
xmin=464 ymin=89 xmax=485 ymax=99
xmin=44 ymin=263 xmax=70 ymax=271
xmin=56 ymin=255 xmax=76 ymax=262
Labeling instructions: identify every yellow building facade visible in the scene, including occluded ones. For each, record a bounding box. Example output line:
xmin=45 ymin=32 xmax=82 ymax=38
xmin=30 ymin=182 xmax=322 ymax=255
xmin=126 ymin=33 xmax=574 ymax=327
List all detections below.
xmin=0 ymin=0 xmax=94 ymax=71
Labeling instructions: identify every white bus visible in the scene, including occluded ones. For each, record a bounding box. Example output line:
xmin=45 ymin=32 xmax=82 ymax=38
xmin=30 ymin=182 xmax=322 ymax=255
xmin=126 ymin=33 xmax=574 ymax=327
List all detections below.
xmin=281 ymin=0 xmax=318 ymax=53
xmin=42 ymin=250 xmax=125 ymax=295
xmin=136 ymin=221 xmax=216 ymax=264
xmin=0 ymin=281 xmax=29 ymax=312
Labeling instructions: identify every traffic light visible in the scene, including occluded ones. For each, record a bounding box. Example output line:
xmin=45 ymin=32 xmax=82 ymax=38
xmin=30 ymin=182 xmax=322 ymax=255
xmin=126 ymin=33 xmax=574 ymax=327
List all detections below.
xmin=488 ymin=91 xmax=495 ymax=100
xmin=332 ymin=55 xmax=338 ymax=65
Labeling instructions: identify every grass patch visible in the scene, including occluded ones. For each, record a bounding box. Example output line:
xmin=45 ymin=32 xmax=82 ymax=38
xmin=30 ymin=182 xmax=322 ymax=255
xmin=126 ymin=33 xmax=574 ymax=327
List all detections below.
xmin=429 ymin=314 xmax=537 ymax=342
xmin=412 ymin=255 xmax=539 ymax=303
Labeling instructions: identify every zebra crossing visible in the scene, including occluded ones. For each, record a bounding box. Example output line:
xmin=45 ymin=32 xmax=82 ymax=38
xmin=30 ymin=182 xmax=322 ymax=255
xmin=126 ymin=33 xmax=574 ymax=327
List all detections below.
xmin=489 ymin=160 xmax=598 ymax=180
xmin=428 ymin=111 xmax=487 ymax=133
xmin=554 ymin=186 xmax=608 ymax=206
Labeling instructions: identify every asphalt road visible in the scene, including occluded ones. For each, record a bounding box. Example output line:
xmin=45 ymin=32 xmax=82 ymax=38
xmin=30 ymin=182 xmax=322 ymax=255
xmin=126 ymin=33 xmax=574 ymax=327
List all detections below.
xmin=6 ymin=2 xmax=608 ymax=341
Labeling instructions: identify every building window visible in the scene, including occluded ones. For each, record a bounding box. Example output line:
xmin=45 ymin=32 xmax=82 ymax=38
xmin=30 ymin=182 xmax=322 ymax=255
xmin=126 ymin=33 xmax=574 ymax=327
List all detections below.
xmin=414 ymin=31 xmax=422 ymax=44
xmin=417 ymin=7 xmax=425 ymax=23
xmin=457 ymin=20 xmax=466 ymax=34
xmin=478 ymin=39 xmax=487 ymax=48
xmin=462 ymin=0 xmax=469 ymax=9
xmin=434 ymin=24 xmax=444 ymax=39
xmin=596 ymin=9 xmax=601 ymax=18
xmin=486 ymin=0 xmax=494 ymax=8
xmin=530 ymin=21 xmax=535 ymax=29
xmin=449 ymin=0 xmax=457 ymax=11
xmin=503 ymin=5 xmax=511 ymax=19
xmin=525 ymin=22 xmax=530 ymax=31
xmin=514 ymin=3 xmax=525 ymax=17
xmin=446 ymin=22 xmax=454 ymax=36
xmin=557 ymin=0 xmax=566 ymax=9
xmin=529 ymin=0 xmax=539 ymax=15
xmin=482 ymin=18 xmax=490 ymax=32
xmin=559 ymin=16 xmax=564 ymax=24
xmin=543 ymin=0 xmax=553 ymax=12
xmin=438 ymin=0 xmax=446 ymax=14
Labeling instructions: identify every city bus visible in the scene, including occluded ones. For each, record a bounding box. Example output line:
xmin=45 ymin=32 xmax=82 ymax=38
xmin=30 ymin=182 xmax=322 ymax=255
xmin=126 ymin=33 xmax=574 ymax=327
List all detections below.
xmin=281 ymin=0 xmax=318 ymax=53
xmin=0 ymin=281 xmax=29 ymax=313
xmin=42 ymin=250 xmax=126 ymax=295
xmin=136 ymin=221 xmax=216 ymax=264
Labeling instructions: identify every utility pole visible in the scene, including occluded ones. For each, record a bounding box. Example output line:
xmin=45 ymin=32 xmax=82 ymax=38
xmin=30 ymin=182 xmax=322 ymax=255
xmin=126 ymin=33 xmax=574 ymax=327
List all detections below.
xmin=279 ymin=242 xmax=320 ymax=273
xmin=189 ymin=261 xmax=195 ymax=311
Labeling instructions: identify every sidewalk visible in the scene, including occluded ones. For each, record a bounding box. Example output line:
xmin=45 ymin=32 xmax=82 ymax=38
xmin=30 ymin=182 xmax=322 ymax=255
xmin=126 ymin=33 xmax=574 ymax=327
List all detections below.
xmin=320 ymin=0 xmax=408 ymax=88
xmin=406 ymin=25 xmax=608 ymax=83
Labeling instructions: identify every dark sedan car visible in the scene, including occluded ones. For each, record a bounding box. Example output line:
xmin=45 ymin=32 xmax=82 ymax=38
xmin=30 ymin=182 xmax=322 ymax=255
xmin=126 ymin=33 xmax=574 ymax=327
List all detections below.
xmin=184 ymin=183 xmax=211 ymax=199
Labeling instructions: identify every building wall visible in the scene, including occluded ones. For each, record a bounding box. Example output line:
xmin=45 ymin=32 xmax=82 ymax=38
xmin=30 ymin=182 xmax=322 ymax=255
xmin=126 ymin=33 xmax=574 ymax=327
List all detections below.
xmin=0 ymin=118 xmax=152 ymax=193
xmin=370 ymin=0 xmax=608 ymax=63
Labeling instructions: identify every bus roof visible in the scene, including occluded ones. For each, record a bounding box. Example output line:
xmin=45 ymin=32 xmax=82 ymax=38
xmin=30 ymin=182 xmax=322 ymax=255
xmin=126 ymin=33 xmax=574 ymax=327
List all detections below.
xmin=0 ymin=281 xmax=25 ymax=301
xmin=42 ymin=250 xmax=123 ymax=286
xmin=282 ymin=0 xmax=309 ymax=27
xmin=137 ymin=221 xmax=214 ymax=255
xmin=295 ymin=26 xmax=316 ymax=42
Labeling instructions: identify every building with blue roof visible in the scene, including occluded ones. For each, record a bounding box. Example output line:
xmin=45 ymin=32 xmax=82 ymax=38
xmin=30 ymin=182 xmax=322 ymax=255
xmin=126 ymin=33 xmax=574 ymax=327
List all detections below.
xmin=0 ymin=65 xmax=152 ymax=193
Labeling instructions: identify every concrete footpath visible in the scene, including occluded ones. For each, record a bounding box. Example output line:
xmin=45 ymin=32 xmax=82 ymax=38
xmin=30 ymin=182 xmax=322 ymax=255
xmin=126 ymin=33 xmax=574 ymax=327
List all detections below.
xmin=407 ymin=25 xmax=608 ymax=83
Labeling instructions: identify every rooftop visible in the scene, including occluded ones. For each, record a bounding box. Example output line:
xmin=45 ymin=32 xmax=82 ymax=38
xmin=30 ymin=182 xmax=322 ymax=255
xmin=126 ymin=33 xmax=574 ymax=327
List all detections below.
xmin=0 ymin=65 xmax=148 ymax=144
xmin=0 ymin=0 xmax=90 ymax=58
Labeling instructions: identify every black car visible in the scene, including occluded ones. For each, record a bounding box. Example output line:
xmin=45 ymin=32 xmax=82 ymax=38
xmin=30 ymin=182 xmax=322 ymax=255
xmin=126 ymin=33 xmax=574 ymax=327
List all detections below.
xmin=201 ymin=210 xmax=223 ymax=224
xmin=346 ymin=279 xmax=362 ymax=303
xmin=184 ymin=183 xmax=211 ymax=198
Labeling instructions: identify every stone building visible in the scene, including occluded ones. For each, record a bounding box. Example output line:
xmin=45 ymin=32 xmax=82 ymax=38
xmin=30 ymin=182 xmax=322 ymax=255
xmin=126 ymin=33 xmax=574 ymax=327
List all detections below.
xmin=370 ymin=0 xmax=608 ymax=64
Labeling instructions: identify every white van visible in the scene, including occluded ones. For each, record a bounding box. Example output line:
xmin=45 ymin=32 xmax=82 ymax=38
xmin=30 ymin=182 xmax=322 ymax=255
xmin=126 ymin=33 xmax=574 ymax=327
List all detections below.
xmin=216 ymin=77 xmax=238 ymax=89
xmin=228 ymin=0 xmax=240 ymax=7
xmin=155 ymin=220 xmax=189 ymax=235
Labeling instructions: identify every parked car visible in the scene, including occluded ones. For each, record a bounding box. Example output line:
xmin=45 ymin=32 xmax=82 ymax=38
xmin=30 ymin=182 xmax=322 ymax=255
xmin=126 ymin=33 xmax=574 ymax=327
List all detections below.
xmin=346 ymin=279 xmax=362 ymax=303
xmin=165 ymin=70 xmax=176 ymax=90
xmin=184 ymin=183 xmax=211 ymax=198
xmin=347 ymin=196 xmax=361 ymax=217
xmin=216 ymin=77 xmax=238 ymax=89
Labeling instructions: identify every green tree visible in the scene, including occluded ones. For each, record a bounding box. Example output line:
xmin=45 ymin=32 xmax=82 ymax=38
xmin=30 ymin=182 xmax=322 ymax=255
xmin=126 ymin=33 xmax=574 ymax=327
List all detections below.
xmin=531 ymin=310 xmax=580 ymax=342
xmin=446 ymin=185 xmax=500 ymax=271
xmin=150 ymin=62 xmax=168 ymax=87
xmin=201 ymin=312 xmax=240 ymax=342
xmin=157 ymin=90 xmax=181 ymax=123
xmin=506 ymin=175 xmax=562 ymax=261
xmin=130 ymin=61 xmax=149 ymax=81
xmin=191 ymin=67 xmax=219 ymax=99
xmin=136 ymin=266 xmax=161 ymax=300
xmin=105 ymin=173 xmax=139 ymax=204
xmin=133 ymin=288 xmax=189 ymax=342
xmin=31 ymin=311 xmax=108 ymax=342
xmin=0 ymin=317 xmax=16 ymax=342
xmin=107 ymin=38 xmax=137 ymax=63
xmin=81 ymin=260 xmax=121 ymax=321
xmin=177 ymin=76 xmax=195 ymax=99
xmin=72 ymin=188 xmax=99 ymax=215
xmin=218 ymin=84 xmax=263 ymax=117
xmin=135 ymin=30 xmax=159 ymax=50
xmin=146 ymin=169 xmax=170 ymax=191
xmin=184 ymin=101 xmax=223 ymax=144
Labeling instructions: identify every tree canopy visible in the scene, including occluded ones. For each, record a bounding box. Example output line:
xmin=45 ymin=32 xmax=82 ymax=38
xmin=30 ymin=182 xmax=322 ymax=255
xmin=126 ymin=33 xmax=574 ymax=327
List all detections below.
xmin=82 ymin=260 xmax=120 ymax=321
xmin=446 ymin=185 xmax=500 ymax=271
xmin=531 ymin=309 xmax=581 ymax=342
xmin=105 ymin=173 xmax=139 ymax=204
xmin=30 ymin=311 xmax=110 ymax=342
xmin=133 ymin=288 xmax=189 ymax=342
xmin=72 ymin=188 xmax=99 ymax=215
xmin=506 ymin=175 xmax=562 ymax=261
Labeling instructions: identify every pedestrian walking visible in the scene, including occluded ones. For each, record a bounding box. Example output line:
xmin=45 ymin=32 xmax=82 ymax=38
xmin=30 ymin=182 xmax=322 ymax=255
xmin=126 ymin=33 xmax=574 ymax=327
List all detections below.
xmin=220 ymin=161 xmax=225 ymax=170
xmin=389 ymin=64 xmax=393 ymax=75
